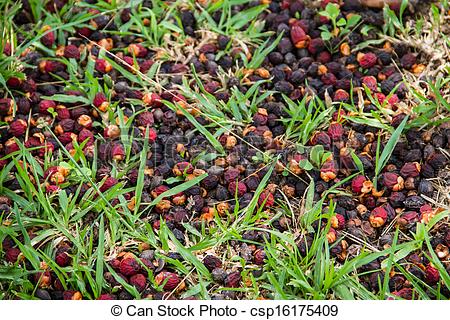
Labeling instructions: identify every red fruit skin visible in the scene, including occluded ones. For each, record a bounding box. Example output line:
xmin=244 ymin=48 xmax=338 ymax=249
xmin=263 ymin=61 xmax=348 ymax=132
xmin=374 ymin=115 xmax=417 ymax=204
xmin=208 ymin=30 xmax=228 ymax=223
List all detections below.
xmin=320 ymin=160 xmax=337 ymax=182
xmin=39 ymin=100 xmax=56 ymax=114
xmin=392 ymin=288 xmax=413 ymax=300
xmin=321 ymin=73 xmax=337 ymax=86
xmin=311 ymin=131 xmax=331 ymax=147
xmin=9 ymin=119 xmax=28 ymax=137
xmin=334 ymin=214 xmax=346 ymax=229
xmin=258 ymin=190 xmax=274 ymax=208
xmin=56 ymin=107 xmax=71 ymax=120
xmin=362 ymin=76 xmax=378 ymax=91
xmin=291 ymin=25 xmax=309 ymax=48
xmin=78 ymin=128 xmax=94 ymax=144
xmin=41 ymin=31 xmax=55 ymax=47
xmin=55 ymin=250 xmax=71 ymax=267
xmin=46 ymin=185 xmax=60 ymax=193
xmin=228 ymin=181 xmax=247 ymax=197
xmin=327 ymin=122 xmax=343 ymax=140
xmin=0 ymin=98 xmax=13 ymax=115
xmin=321 ymin=0 xmax=339 ymax=9
xmin=224 ymin=168 xmax=240 ymax=184
xmin=151 ymin=185 xmax=169 ymax=198
xmin=100 ymin=177 xmax=118 ymax=192
xmin=400 ymin=162 xmax=421 ymax=178
xmin=137 ymin=111 xmax=155 ymax=127
xmin=146 ymin=128 xmax=157 ymax=143
xmin=98 ymin=294 xmax=116 ymax=300
xmin=425 ymin=265 xmax=440 ymax=285
xmin=388 ymin=94 xmax=399 ymax=105
xmin=95 ymin=59 xmax=112 ymax=73
xmin=5 ymin=247 xmax=21 ymax=263
xmin=111 ymin=143 xmax=125 ymax=161
xmin=139 ymin=60 xmax=154 ymax=73
xmin=333 ymin=89 xmax=349 ymax=102
xmin=38 ymin=142 xmax=55 ymax=157
xmin=128 ymin=43 xmax=148 ymax=58
xmin=155 ymin=271 xmax=181 ymax=291
xmin=351 ymin=175 xmax=366 ymax=193
xmin=317 ymin=51 xmax=331 ymax=64
xmin=119 ymin=257 xmax=141 ymax=276
xmin=369 ymin=206 xmax=388 ymax=227
xmin=199 ymin=43 xmax=217 ymax=54
xmin=130 ymin=273 xmax=147 ymax=292
xmin=64 ymin=45 xmax=80 ymax=59
xmin=6 ymin=77 xmax=22 ymax=88
xmin=383 ymin=172 xmax=403 ymax=191
xmin=374 ymin=92 xmax=386 ymax=104
xmin=35 ymin=271 xmax=52 ymax=288
xmin=173 ymin=162 xmax=194 ymax=175
xmin=359 ymin=53 xmax=377 ymax=69
xmin=93 ymin=92 xmax=106 ymax=105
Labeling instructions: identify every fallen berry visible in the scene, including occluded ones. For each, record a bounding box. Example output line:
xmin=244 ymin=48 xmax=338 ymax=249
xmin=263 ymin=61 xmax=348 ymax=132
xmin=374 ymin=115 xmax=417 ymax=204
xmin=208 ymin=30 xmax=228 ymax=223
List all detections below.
xmin=155 ymin=271 xmax=181 ymax=291
xmin=130 ymin=273 xmax=147 ymax=292
xmin=119 ymin=257 xmax=141 ymax=276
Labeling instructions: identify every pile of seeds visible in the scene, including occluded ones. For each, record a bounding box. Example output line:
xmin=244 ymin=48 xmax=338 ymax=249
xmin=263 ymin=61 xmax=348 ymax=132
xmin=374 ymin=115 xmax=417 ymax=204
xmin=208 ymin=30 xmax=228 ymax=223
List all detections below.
xmin=1 ymin=0 xmax=449 ymax=300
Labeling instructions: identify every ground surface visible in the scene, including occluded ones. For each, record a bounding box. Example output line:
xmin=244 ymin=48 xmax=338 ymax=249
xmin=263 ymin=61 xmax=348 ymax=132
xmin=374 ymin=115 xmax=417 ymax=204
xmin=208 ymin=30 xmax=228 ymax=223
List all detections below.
xmin=0 ymin=0 xmax=450 ymax=300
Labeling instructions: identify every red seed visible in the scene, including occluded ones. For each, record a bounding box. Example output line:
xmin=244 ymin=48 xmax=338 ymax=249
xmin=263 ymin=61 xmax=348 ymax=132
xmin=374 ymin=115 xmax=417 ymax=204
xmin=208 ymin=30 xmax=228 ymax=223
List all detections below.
xmin=155 ymin=271 xmax=181 ymax=291
xmin=129 ymin=273 xmax=147 ymax=292
xmin=128 ymin=43 xmax=148 ymax=58
xmin=137 ymin=111 xmax=155 ymax=127
xmin=95 ymin=59 xmax=112 ymax=73
xmin=369 ymin=206 xmax=388 ymax=228
xmin=327 ymin=122 xmax=343 ymax=140
xmin=55 ymin=249 xmax=71 ymax=267
xmin=425 ymin=265 xmax=440 ymax=285
xmin=173 ymin=162 xmax=194 ymax=176
xmin=400 ymin=162 xmax=421 ymax=178
xmin=39 ymin=100 xmax=56 ymax=114
xmin=5 ymin=247 xmax=21 ymax=263
xmin=203 ymin=255 xmax=222 ymax=271
xmin=9 ymin=119 xmax=28 ymax=137
xmin=98 ymin=294 xmax=116 ymax=300
xmin=362 ymin=76 xmax=378 ymax=91
xmin=100 ymin=177 xmax=118 ymax=192
xmin=351 ymin=175 xmax=366 ymax=194
xmin=308 ymin=37 xmax=325 ymax=55
xmin=291 ymin=25 xmax=310 ymax=49
xmin=111 ymin=143 xmax=125 ymax=161
xmin=78 ymin=128 xmax=94 ymax=144
xmin=317 ymin=51 xmax=331 ymax=64
xmin=311 ymin=131 xmax=331 ymax=147
xmin=228 ymin=181 xmax=247 ymax=197
xmin=64 ymin=45 xmax=80 ymax=59
xmin=320 ymin=160 xmax=337 ymax=182
xmin=400 ymin=53 xmax=416 ymax=69
xmin=151 ymin=185 xmax=169 ymax=198
xmin=258 ymin=190 xmax=274 ymax=208
xmin=358 ymin=52 xmax=377 ymax=69
xmin=382 ymin=172 xmax=404 ymax=191
xmin=224 ymin=271 xmax=241 ymax=288
xmin=321 ymin=72 xmax=337 ymax=85
xmin=333 ymin=89 xmax=349 ymax=102
xmin=41 ymin=27 xmax=55 ymax=47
